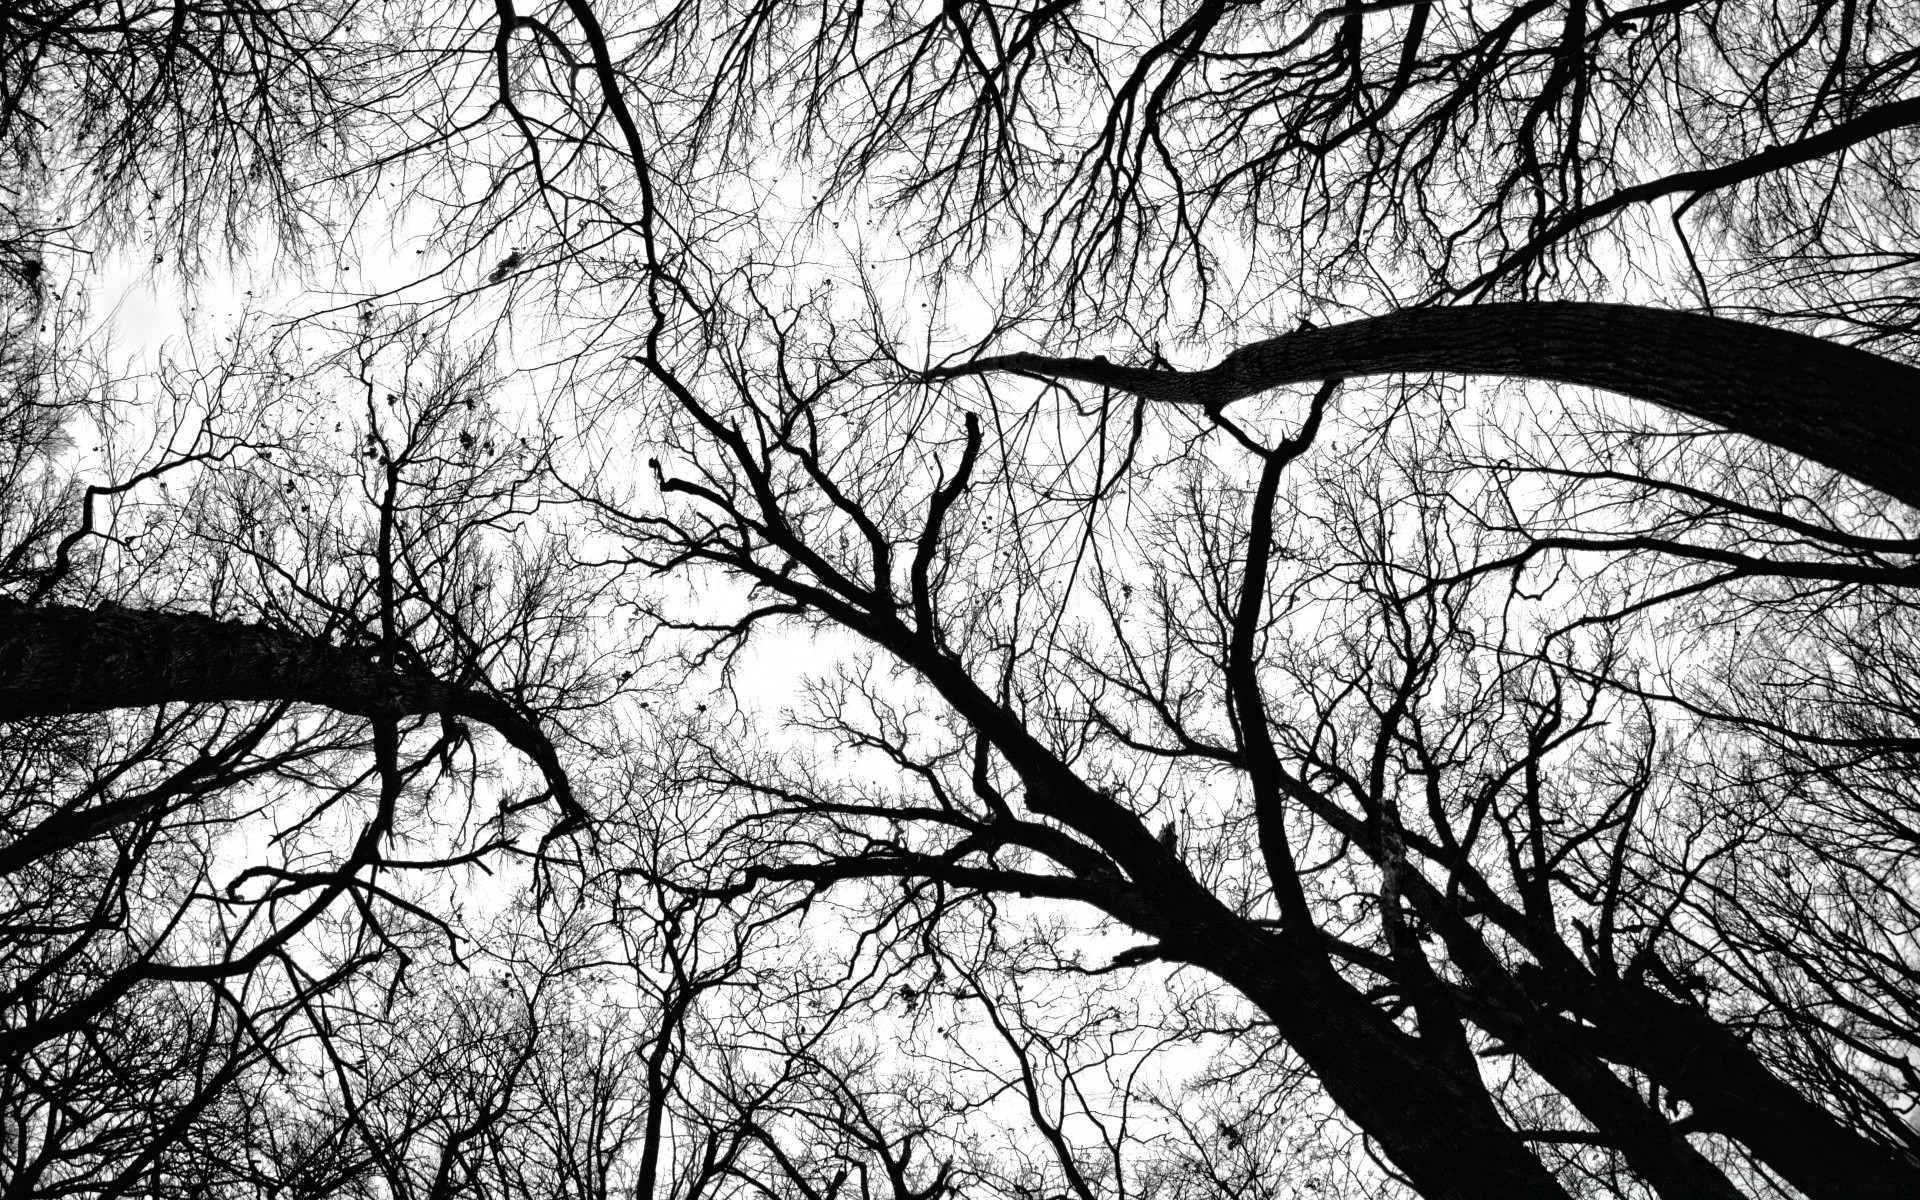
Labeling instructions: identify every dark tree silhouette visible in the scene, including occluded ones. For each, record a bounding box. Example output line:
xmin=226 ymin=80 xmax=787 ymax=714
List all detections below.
xmin=8 ymin=0 xmax=1920 ymax=1196
xmin=929 ymin=304 xmax=1920 ymax=510
xmin=601 ymin=318 xmax=1920 ymax=1195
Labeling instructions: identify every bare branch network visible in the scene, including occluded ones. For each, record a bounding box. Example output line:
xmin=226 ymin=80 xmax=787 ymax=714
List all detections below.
xmin=3 ymin=0 xmax=1920 ymax=1197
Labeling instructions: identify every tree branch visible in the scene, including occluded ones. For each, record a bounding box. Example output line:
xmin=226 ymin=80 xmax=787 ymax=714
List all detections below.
xmin=0 ymin=603 xmax=583 ymax=833
xmin=928 ymin=302 xmax=1920 ymax=510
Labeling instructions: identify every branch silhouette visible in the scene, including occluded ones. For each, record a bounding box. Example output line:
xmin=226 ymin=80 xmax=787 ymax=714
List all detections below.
xmin=929 ymin=302 xmax=1920 ymax=510
xmin=0 ymin=602 xmax=583 ymax=834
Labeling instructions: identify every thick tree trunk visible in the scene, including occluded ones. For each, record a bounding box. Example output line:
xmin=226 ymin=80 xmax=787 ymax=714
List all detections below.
xmin=908 ymin=648 xmax=1575 ymax=1200
xmin=1579 ymin=976 xmax=1920 ymax=1199
xmin=932 ymin=302 xmax=1920 ymax=1193
xmin=0 ymin=603 xmax=581 ymax=837
xmin=932 ymin=302 xmax=1920 ymax=510
xmin=1497 ymin=1025 xmax=1749 ymax=1200
xmin=1410 ymin=920 xmax=1750 ymax=1198
xmin=1196 ymin=928 xmax=1573 ymax=1200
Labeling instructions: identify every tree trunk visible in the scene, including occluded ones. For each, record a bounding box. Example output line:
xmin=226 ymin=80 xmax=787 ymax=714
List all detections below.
xmin=1594 ymin=977 xmax=1920 ymax=1199
xmin=933 ymin=302 xmax=1920 ymax=510
xmin=907 ymin=648 xmax=1574 ymax=1200
xmin=933 ymin=301 xmax=1920 ymax=1193
xmin=1200 ymin=928 xmax=1574 ymax=1200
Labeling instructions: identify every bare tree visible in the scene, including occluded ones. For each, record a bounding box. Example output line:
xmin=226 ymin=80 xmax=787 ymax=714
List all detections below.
xmin=10 ymin=0 xmax=1920 ymax=1197
xmin=590 ymin=271 xmax=1920 ymax=1195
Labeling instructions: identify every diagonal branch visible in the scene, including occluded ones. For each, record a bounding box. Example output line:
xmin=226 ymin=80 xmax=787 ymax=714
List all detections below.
xmin=1462 ymin=96 xmax=1920 ymax=295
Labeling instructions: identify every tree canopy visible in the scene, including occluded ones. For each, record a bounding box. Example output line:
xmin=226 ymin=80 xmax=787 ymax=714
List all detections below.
xmin=4 ymin=0 xmax=1920 ymax=1196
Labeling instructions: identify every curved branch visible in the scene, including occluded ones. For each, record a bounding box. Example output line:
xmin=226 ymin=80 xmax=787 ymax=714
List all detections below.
xmin=929 ymin=302 xmax=1920 ymax=510
xmin=0 ymin=603 xmax=583 ymax=832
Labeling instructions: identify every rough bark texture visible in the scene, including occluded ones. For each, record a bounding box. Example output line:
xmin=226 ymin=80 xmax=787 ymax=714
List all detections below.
xmin=932 ymin=302 xmax=1920 ymax=510
xmin=0 ymin=602 xmax=580 ymax=826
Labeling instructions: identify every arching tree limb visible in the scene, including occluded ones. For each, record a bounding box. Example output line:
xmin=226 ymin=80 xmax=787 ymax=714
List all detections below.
xmin=928 ymin=302 xmax=1920 ymax=510
xmin=0 ymin=602 xmax=584 ymax=836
